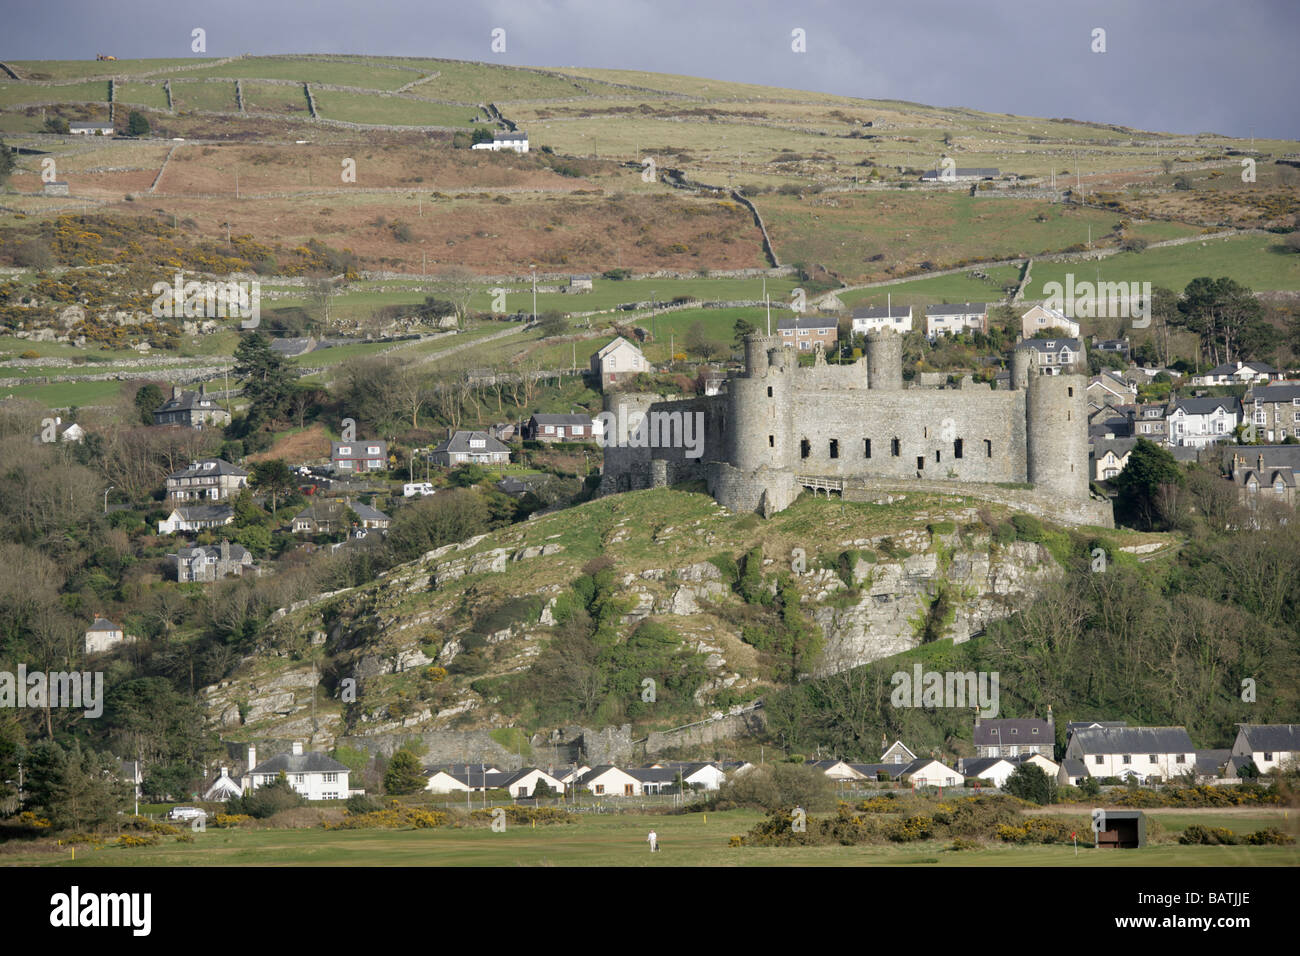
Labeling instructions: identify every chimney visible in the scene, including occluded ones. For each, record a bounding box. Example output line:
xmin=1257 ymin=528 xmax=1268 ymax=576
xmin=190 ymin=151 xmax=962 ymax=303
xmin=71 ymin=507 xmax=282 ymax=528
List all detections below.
xmin=199 ymin=382 xmax=206 ymax=397
xmin=219 ymin=766 xmax=228 ymax=779
xmin=172 ymin=385 xmax=181 ymax=400
xmin=1259 ymin=454 xmax=1265 ymax=472
xmin=292 ymin=741 xmax=304 ymax=756
xmin=247 ymin=745 xmax=257 ymax=772
xmin=220 ymin=539 xmax=230 ymax=562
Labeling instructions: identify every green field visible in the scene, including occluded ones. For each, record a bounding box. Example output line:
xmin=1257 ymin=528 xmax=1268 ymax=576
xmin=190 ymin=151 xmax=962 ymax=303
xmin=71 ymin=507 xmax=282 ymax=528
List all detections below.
xmin=839 ymin=267 xmax=1022 ymax=308
xmin=313 ymin=91 xmax=481 ymax=127
xmin=1 ymin=378 xmax=128 ymax=406
xmin=177 ymin=58 xmax=420 ymax=91
xmin=6 ymin=59 xmax=200 ymax=81
xmin=115 ymin=82 xmax=170 ymax=111
xmin=0 ymin=80 xmax=108 ymax=108
xmin=169 ymin=80 xmax=238 ymax=113
xmin=7 ymin=808 xmax=1296 ymax=867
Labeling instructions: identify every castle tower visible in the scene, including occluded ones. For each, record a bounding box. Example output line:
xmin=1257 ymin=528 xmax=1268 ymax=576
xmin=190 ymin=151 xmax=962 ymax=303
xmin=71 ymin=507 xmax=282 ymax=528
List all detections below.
xmin=1010 ymin=348 xmax=1032 ymax=390
xmin=865 ymin=329 xmax=903 ymax=390
xmin=730 ymin=334 xmax=792 ymax=471
xmin=1023 ymin=348 xmax=1089 ymax=500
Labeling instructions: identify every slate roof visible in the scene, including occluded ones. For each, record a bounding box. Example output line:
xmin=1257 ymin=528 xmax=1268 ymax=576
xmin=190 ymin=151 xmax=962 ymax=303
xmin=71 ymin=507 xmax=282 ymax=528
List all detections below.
xmin=1223 ymin=445 xmax=1300 ymax=472
xmin=270 ymin=337 xmax=316 ymax=357
xmin=925 ymin=302 xmax=987 ymax=316
xmin=777 ymin=315 xmax=838 ymax=331
xmin=1092 ymin=438 xmax=1138 ymax=458
xmin=1237 ymin=724 xmax=1300 ymax=752
xmin=493 ymin=130 xmax=527 ymax=141
xmin=178 ymin=542 xmax=251 ymax=562
xmin=1019 ymin=337 xmax=1082 ymax=353
xmin=851 ymin=305 xmax=911 ymax=320
xmin=1247 ymin=383 xmax=1300 ymax=403
xmin=1170 ymin=396 xmax=1241 ymax=416
xmin=88 ymin=617 xmax=120 ymax=631
xmin=1059 ymin=757 xmax=1088 ymax=779
xmin=155 ymin=389 xmax=225 ymax=415
xmin=351 ymin=503 xmax=390 ymax=522
xmin=595 ymin=336 xmax=641 ymax=359
xmin=974 ymin=718 xmax=1053 ymax=747
xmin=167 ymin=459 xmax=248 ymax=480
xmin=1069 ymin=726 xmax=1195 ymax=755
xmin=1235 ymin=467 xmax=1296 ymax=489
xmin=250 ymin=751 xmax=350 ymax=774
xmin=958 ymin=757 xmax=1012 ymax=777
xmin=530 ymin=413 xmax=592 ymax=426
xmin=169 ymin=505 xmax=234 ymax=522
xmin=1195 ymin=750 xmax=1232 ymax=776
xmin=434 ymin=431 xmax=509 ymax=454
xmin=1204 ymin=361 xmax=1277 ymax=376
xmin=850 ymin=762 xmax=906 ymax=779
xmin=628 ymin=768 xmax=680 ymax=784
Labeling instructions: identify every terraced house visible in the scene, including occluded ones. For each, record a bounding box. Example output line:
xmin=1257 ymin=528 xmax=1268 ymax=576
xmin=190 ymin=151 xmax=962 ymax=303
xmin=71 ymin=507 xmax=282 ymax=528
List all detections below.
xmin=1167 ymin=396 xmax=1241 ymax=448
xmin=1244 ymin=382 xmax=1300 ymax=443
xmin=1064 ymin=726 xmax=1196 ymax=783
xmin=777 ymin=315 xmax=839 ymax=350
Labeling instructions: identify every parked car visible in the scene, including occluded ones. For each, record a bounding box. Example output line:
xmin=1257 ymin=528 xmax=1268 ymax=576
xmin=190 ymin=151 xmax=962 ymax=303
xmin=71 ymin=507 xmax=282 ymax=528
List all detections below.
xmin=168 ymin=806 xmax=206 ymax=821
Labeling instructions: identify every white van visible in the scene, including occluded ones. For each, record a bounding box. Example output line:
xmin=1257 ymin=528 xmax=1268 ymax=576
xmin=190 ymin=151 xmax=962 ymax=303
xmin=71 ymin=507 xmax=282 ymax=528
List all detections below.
xmin=403 ymin=482 xmax=435 ymax=498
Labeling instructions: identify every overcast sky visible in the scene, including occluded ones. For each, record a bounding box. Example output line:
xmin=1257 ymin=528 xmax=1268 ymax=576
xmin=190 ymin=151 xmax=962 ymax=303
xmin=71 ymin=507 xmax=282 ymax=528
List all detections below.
xmin=5 ymin=0 xmax=1296 ymax=139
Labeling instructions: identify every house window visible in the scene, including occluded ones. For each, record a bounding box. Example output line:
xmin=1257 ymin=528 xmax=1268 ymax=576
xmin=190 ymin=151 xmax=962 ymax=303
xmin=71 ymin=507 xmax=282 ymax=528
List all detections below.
xmin=1010 ymin=729 xmax=1018 ymax=735
xmin=323 ymin=773 xmax=338 ymax=783
xmin=1264 ymin=752 xmax=1273 ymax=761
xmin=1067 ymin=387 xmax=1074 ymax=397
xmin=624 ymin=784 xmax=634 ymax=796
xmin=1031 ymin=728 xmax=1039 ymax=734
xmin=1094 ymin=756 xmax=1104 ymax=765
xmin=864 ymin=438 xmax=871 ymax=458
xmin=338 ymin=446 xmax=351 ymax=455
xmin=595 ymin=784 xmax=605 ymax=794
xmin=829 ymin=439 xmax=839 ymax=459
xmin=1148 ymin=755 xmax=1157 ymax=763
xmin=1122 ymin=755 xmax=1131 ymax=764
xmin=1176 ymin=754 xmax=1185 ymax=764
xmin=294 ymin=774 xmax=305 ymax=784
xmin=935 ymin=450 xmax=941 ymax=463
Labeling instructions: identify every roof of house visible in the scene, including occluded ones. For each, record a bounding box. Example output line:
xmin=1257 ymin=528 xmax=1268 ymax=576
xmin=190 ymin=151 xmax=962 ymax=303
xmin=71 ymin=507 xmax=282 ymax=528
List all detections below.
xmin=1092 ymin=438 xmax=1139 ymax=459
xmin=1170 ymin=396 xmax=1242 ymax=416
xmin=434 ymin=430 xmax=509 ymax=454
xmin=1204 ymin=361 xmax=1278 ymax=376
xmin=167 ymin=459 xmax=247 ymax=480
xmin=777 ymin=316 xmax=838 ymax=331
xmin=428 ymin=763 xmax=500 ymax=776
xmin=851 ymin=305 xmax=912 ymax=320
xmin=1019 ymin=337 xmax=1082 ymax=353
xmin=899 ymin=758 xmax=959 ymax=777
xmin=1022 ymin=304 xmax=1074 ymax=322
xmin=577 ymin=764 xmax=636 ymax=784
xmin=250 ymin=751 xmax=350 ymax=775
xmin=155 ymin=390 xmax=226 ymax=415
xmin=974 ymin=718 xmax=1053 ymax=747
xmin=1247 ymin=383 xmax=1300 ymax=403
xmin=925 ymin=302 xmax=987 ymax=316
xmin=1236 ymin=723 xmax=1300 ymax=752
xmin=270 ymin=337 xmax=317 ymax=356
xmin=959 ymin=757 xmax=1013 ymax=777
xmin=494 ymin=130 xmax=527 ymax=140
xmin=529 ymin=413 xmax=592 ymax=426
xmin=1224 ymin=444 xmax=1300 ymax=472
xmin=1195 ymin=750 xmax=1232 ymax=776
xmin=70 ymin=121 xmax=114 ymax=129
xmin=351 ymin=503 xmax=390 ymax=522
xmin=178 ymin=542 xmax=252 ymax=562
xmin=87 ymin=617 xmax=120 ymax=631
xmin=595 ymin=336 xmax=642 ymax=359
xmin=1009 ymin=752 xmax=1058 ymax=767
xmin=1236 ymin=467 xmax=1296 ymax=488
xmin=1059 ymin=757 xmax=1088 ymax=778
xmin=848 ymin=762 xmax=905 ymax=779
xmin=627 ymin=768 xmax=680 ymax=784
xmin=168 ymin=505 xmax=235 ymax=522
xmin=1069 ymin=726 xmax=1195 ymax=755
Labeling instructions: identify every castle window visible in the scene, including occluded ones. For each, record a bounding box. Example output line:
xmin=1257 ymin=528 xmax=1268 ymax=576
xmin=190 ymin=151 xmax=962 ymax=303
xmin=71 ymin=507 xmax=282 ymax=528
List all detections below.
xmin=864 ymin=439 xmax=872 ymax=458
xmin=769 ymin=435 xmax=774 ymax=447
xmin=1067 ymin=411 xmax=1071 ymax=421
xmin=767 ymin=387 xmax=773 ymax=397
xmin=917 ymin=456 xmax=925 ymax=471
xmin=984 ymin=439 xmax=992 ymax=457
xmin=891 ymin=438 xmax=900 ymax=457
xmin=935 ymin=450 xmax=941 ymax=462
xmin=954 ymin=438 xmax=963 ymax=459
xmin=800 ymin=438 xmax=811 ymax=459
xmin=1067 ymin=387 xmax=1074 ymax=397
xmin=829 ymin=439 xmax=840 ymax=459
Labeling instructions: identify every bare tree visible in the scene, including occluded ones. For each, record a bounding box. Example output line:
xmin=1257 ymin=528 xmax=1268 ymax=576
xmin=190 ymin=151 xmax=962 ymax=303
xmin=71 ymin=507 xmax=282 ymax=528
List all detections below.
xmin=434 ymin=266 xmax=478 ymax=329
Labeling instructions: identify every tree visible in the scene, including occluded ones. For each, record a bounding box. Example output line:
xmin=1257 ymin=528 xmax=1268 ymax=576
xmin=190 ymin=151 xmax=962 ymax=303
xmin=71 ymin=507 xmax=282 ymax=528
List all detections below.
xmin=1003 ymin=762 xmax=1058 ymax=805
xmin=538 ymin=310 xmax=567 ymax=337
xmin=133 ymin=383 xmax=164 ymax=425
xmin=435 ymin=266 xmax=478 ymax=328
xmin=471 ymin=127 xmax=493 ymax=145
xmin=250 ymin=459 xmax=295 ymax=517
xmin=126 ymin=111 xmax=150 ymax=137
xmin=23 ymin=740 xmax=130 ymax=832
xmin=43 ymin=116 xmax=70 ymax=135
xmin=233 ymin=772 xmax=306 ymax=818
xmin=233 ymin=331 xmax=297 ymax=423
xmin=384 ymin=750 xmax=425 ymax=795
xmin=1113 ymin=438 xmax=1184 ymax=530
xmin=733 ymin=317 xmax=756 ymax=346
xmin=0 ymin=136 xmax=15 ymax=187
xmin=684 ymin=321 xmax=725 ymax=362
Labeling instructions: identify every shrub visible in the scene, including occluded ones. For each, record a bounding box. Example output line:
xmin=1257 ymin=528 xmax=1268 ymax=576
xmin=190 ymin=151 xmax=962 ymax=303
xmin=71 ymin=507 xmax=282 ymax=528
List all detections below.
xmin=230 ymin=773 xmax=306 ymax=818
xmin=213 ymin=813 xmax=252 ymax=828
xmin=469 ymin=805 xmax=572 ymax=826
xmin=1179 ymin=824 xmax=1238 ymax=845
xmin=1245 ymin=827 xmax=1295 ymax=846
xmin=116 ymin=834 xmax=159 ymax=848
xmin=1010 ymin=514 xmax=1046 ymax=542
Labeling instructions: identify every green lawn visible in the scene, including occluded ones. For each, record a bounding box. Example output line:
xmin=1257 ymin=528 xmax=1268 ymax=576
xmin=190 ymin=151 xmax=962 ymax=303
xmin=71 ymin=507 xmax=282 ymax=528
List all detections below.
xmin=1 ymin=378 xmax=128 ymax=406
xmin=9 ymin=808 xmax=1296 ymax=867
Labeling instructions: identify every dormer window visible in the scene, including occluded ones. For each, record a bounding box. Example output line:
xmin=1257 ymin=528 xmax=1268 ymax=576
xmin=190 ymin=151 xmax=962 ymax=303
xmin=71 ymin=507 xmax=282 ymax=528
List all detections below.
xmin=339 ymin=446 xmax=351 ymax=455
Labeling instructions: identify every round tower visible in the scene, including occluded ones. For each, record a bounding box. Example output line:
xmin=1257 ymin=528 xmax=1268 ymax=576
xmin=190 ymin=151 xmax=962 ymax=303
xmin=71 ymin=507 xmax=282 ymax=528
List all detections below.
xmin=866 ymin=329 xmax=903 ymax=389
xmin=1025 ymin=371 xmax=1089 ymax=500
xmin=744 ymin=333 xmax=777 ymax=376
xmin=1011 ymin=347 xmax=1032 ymax=390
xmin=730 ymin=336 xmax=791 ymax=472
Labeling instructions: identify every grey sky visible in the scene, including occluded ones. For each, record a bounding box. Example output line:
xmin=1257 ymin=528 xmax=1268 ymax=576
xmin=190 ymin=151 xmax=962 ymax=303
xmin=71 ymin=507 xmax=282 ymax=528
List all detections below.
xmin=4 ymin=0 xmax=1296 ymax=139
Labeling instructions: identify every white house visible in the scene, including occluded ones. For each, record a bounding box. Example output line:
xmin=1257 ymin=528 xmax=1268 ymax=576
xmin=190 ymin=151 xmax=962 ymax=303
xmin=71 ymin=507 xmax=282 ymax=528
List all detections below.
xmin=925 ymin=302 xmax=987 ymax=339
xmin=244 ymin=742 xmax=350 ymax=800
xmin=157 ymin=504 xmax=235 ymax=535
xmin=850 ymin=305 xmax=913 ymax=335
xmin=1021 ymin=304 xmax=1080 ymax=340
xmin=899 ymin=759 xmax=962 ymax=787
xmin=1064 ymin=726 xmax=1196 ymax=783
xmin=1231 ymin=724 xmax=1300 ymax=775
xmin=69 ymin=121 xmax=115 ymax=136
xmin=578 ymin=765 xmax=643 ymax=797
xmin=423 ymin=770 xmax=473 ymax=794
xmin=1092 ymin=438 xmax=1137 ymax=481
xmin=807 ymin=759 xmax=867 ymax=781
xmin=498 ymin=768 xmax=566 ymax=798
xmin=1014 ymin=752 xmax=1060 ymax=778
xmin=471 ymin=129 xmax=529 ymax=153
xmin=590 ymin=336 xmax=647 ymax=387
xmin=957 ymin=757 xmax=1016 ymax=787
xmin=85 ymin=616 xmax=132 ymax=655
xmin=1167 ymin=397 xmax=1241 ymax=448
xmin=1191 ymin=361 xmax=1281 ymax=387
xmin=203 ymin=767 xmax=244 ymax=801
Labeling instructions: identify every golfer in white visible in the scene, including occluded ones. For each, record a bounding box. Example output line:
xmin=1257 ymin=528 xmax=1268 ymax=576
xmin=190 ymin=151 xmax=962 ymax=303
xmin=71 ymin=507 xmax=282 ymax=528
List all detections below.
xmin=647 ymin=829 xmax=658 ymax=852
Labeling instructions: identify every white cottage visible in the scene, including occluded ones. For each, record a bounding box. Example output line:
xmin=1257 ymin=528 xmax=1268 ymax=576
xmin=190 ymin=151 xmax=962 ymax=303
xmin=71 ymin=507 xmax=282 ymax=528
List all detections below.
xmin=244 ymin=742 xmax=350 ymax=800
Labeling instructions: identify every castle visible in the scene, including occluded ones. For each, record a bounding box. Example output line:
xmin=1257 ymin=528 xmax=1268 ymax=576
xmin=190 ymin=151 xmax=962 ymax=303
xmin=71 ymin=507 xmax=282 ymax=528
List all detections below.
xmin=599 ymin=331 xmax=1113 ymax=528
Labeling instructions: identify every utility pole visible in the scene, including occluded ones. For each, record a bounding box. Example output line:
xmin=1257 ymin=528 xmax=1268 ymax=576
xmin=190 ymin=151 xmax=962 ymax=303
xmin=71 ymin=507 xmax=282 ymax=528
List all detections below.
xmin=531 ymin=264 xmax=537 ymax=324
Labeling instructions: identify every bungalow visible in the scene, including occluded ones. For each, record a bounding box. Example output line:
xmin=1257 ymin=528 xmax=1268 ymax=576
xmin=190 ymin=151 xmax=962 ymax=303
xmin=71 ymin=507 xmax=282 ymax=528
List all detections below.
xmin=165 ymin=458 xmax=248 ymax=504
xmin=331 ymin=440 xmax=388 ymax=475
xmin=925 ymin=302 xmax=987 ymax=339
xmin=590 ymin=336 xmax=647 ymax=387
xmin=1191 ymin=360 xmax=1281 ymax=387
xmin=920 ymin=167 xmax=999 ymax=182
xmin=777 ymin=315 xmax=839 ymax=351
xmin=424 ymin=770 xmax=473 ymax=794
xmin=291 ymin=499 xmax=389 ymax=534
xmin=1064 ymin=726 xmax=1196 ymax=782
xmin=957 ymin=756 xmax=1016 ymax=787
xmin=1057 ymin=757 xmax=1089 ymax=787
xmin=806 ymin=759 xmax=866 ymax=781
xmin=628 ymin=768 xmax=681 ymax=794
xmin=523 ymin=413 xmax=593 ymax=442
xmin=70 ymin=121 xmax=115 ymax=136
xmin=431 ymin=430 xmax=511 ymax=466
xmin=880 ymin=740 xmax=918 ymax=766
xmin=974 ymin=714 xmax=1054 ymax=758
xmin=1020 ymin=305 xmax=1080 ymax=340
xmin=243 ymin=742 xmax=350 ymax=800
xmin=153 ymin=384 xmax=231 ymax=429
xmin=899 ymin=759 xmax=962 ymax=787
xmin=647 ymin=761 xmax=728 ymax=791
xmin=471 ymin=129 xmax=529 ymax=153
xmin=578 ymin=765 xmax=644 ymax=797
xmin=85 ymin=616 xmax=131 ymax=655
xmin=1093 ymin=338 xmax=1131 ymax=358
xmin=850 ymin=305 xmax=913 ymax=335
xmin=1231 ymin=723 xmax=1300 ymax=774
xmin=1167 ymin=397 xmax=1241 ymax=448
xmin=157 ymin=504 xmax=235 ymax=535
xmin=1018 ymin=338 xmax=1083 ymax=375
xmin=498 ymin=768 xmax=566 ymax=798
